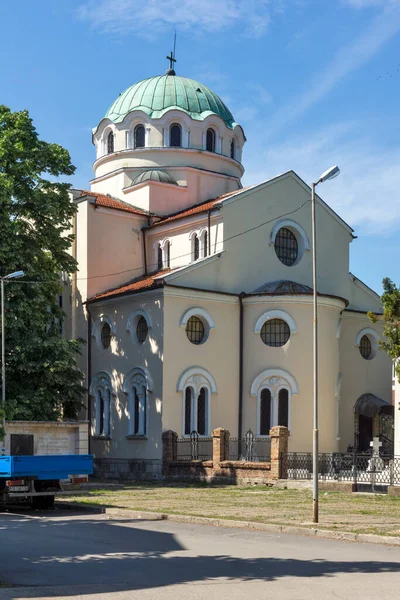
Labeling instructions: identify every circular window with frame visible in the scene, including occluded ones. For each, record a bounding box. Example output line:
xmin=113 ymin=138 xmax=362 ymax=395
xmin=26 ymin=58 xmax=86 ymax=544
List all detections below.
xmin=260 ymin=319 xmax=290 ymax=347
xmin=274 ymin=227 xmax=298 ymax=266
xmin=101 ymin=322 xmax=111 ymax=349
xmin=359 ymin=334 xmax=372 ymax=360
xmin=185 ymin=316 xmax=206 ymax=345
xmin=136 ymin=316 xmax=148 ymax=345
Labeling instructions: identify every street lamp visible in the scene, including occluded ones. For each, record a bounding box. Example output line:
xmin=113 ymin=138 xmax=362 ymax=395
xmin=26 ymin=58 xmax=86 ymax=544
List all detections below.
xmin=1 ymin=270 xmax=24 ymax=455
xmin=311 ymin=166 xmax=340 ymax=524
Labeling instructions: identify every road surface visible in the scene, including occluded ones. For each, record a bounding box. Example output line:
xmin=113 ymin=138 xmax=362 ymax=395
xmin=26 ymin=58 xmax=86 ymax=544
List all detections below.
xmin=0 ymin=507 xmax=399 ymax=599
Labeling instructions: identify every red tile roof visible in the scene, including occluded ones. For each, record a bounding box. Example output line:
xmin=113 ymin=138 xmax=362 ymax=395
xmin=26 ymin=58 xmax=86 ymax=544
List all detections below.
xmin=149 ymin=187 xmax=248 ymax=228
xmin=77 ymin=190 xmax=150 ymax=217
xmin=89 ymin=269 xmax=171 ymax=302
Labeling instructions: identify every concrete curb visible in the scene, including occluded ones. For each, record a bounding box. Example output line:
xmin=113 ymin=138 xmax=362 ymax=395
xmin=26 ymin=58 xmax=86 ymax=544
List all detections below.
xmin=56 ymin=502 xmax=400 ymax=547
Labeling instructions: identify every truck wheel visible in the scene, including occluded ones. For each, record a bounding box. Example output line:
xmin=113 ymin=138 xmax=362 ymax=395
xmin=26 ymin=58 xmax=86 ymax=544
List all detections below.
xmin=31 ymin=495 xmax=55 ymax=510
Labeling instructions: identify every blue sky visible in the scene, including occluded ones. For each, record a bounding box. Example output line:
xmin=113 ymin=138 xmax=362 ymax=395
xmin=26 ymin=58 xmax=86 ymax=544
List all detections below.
xmin=1 ymin=0 xmax=399 ymax=293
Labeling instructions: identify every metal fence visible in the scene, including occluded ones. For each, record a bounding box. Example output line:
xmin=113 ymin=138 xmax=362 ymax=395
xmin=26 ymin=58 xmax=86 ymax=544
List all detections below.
xmin=175 ymin=431 xmax=213 ymax=461
xmin=228 ymin=429 xmax=271 ymax=462
xmin=285 ymin=452 xmax=400 ymax=489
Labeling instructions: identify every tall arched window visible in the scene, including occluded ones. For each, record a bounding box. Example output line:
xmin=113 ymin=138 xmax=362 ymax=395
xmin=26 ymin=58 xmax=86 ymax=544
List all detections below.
xmin=157 ymin=243 xmax=163 ymax=270
xmin=197 ymin=387 xmax=207 ymax=436
xmin=203 ymin=231 xmax=208 ymax=258
xmin=193 ymin=234 xmax=200 ymax=261
xmin=91 ymin=373 xmax=113 ymax=437
xmin=278 ymin=389 xmax=289 ymax=428
xmin=170 ymin=123 xmax=182 ymax=147
xmin=134 ymin=124 xmax=145 ymax=148
xmin=107 ymin=131 xmax=114 ymax=154
xmin=230 ymin=139 xmax=235 ymax=159
xmin=206 ymin=128 xmax=216 ymax=152
xmin=185 ymin=387 xmax=193 ymax=435
xmin=178 ymin=367 xmax=216 ymax=437
xmin=260 ymin=388 xmax=272 ymax=436
xmin=122 ymin=370 xmax=149 ymax=436
xmin=164 ymin=240 xmax=171 ymax=268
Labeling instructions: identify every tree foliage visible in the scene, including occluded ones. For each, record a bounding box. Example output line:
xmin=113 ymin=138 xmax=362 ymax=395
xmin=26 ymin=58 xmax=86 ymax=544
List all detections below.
xmin=369 ymin=277 xmax=400 ymax=382
xmin=0 ymin=105 xmax=85 ymax=423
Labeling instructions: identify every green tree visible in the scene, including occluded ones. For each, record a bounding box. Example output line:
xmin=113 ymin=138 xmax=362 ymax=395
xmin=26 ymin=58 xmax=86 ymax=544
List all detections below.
xmin=369 ymin=277 xmax=400 ymax=381
xmin=0 ymin=105 xmax=84 ymax=423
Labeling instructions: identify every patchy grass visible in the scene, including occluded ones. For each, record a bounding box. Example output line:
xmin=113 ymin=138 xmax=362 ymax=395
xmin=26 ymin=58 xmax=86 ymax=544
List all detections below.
xmin=61 ymin=483 xmax=400 ymax=537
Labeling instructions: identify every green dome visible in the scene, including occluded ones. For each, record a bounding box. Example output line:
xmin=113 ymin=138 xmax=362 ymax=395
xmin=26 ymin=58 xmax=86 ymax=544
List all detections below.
xmin=132 ymin=170 xmax=178 ymax=186
xmin=104 ymin=75 xmax=237 ymax=129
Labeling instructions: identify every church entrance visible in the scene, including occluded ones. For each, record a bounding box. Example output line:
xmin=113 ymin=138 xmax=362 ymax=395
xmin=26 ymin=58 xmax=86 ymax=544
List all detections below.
xmin=358 ymin=415 xmax=373 ymax=452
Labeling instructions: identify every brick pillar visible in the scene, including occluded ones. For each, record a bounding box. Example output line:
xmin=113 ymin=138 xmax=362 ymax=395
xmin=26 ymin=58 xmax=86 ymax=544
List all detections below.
xmin=270 ymin=426 xmax=289 ymax=479
xmin=162 ymin=430 xmax=178 ymax=475
xmin=212 ymin=427 xmax=229 ymax=467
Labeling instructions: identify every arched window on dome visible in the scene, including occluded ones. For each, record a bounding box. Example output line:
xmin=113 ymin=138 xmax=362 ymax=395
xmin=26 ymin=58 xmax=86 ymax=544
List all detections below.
xmin=170 ymin=123 xmax=182 ymax=147
xmin=107 ymin=131 xmax=114 ymax=154
xmin=157 ymin=243 xmax=163 ymax=271
xmin=206 ymin=128 xmax=216 ymax=153
xmin=134 ymin=124 xmax=145 ymax=149
xmin=230 ymin=139 xmax=235 ymax=160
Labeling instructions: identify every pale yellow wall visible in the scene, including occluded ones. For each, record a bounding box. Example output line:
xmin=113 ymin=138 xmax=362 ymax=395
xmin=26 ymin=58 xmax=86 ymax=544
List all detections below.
xmin=339 ymin=311 xmax=392 ymax=451
xmin=347 ymin=276 xmax=383 ymax=313
xmin=162 ymin=288 xmax=240 ymax=436
xmin=242 ymin=297 xmax=342 ymax=452
xmin=90 ymin=291 xmax=164 ymax=460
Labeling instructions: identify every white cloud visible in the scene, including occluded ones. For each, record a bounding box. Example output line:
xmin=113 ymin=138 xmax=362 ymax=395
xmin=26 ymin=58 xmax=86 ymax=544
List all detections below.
xmin=266 ymin=4 xmax=400 ymax=135
xmin=242 ymin=122 xmax=400 ymax=234
xmin=78 ymin=0 xmax=275 ymax=39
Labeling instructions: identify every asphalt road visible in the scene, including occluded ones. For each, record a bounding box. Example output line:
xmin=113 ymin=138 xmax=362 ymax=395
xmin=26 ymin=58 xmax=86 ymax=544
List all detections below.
xmin=0 ymin=507 xmax=399 ymax=600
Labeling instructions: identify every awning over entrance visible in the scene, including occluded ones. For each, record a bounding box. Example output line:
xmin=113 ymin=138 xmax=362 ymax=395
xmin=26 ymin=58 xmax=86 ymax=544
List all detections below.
xmin=354 ymin=393 xmax=392 ymax=419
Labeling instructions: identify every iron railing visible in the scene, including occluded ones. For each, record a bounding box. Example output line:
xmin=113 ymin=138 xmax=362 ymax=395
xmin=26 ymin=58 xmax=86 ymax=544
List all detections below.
xmin=285 ymin=452 xmax=400 ymax=487
xmin=228 ymin=429 xmax=271 ymax=462
xmin=175 ymin=431 xmax=213 ymax=461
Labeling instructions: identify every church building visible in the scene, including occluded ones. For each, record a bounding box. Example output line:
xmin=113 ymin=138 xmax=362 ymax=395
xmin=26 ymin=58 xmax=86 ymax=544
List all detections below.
xmin=66 ymin=56 xmax=393 ymax=478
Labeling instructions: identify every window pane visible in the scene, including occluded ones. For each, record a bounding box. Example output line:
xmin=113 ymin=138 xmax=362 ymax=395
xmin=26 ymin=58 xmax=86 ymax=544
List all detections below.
xmin=274 ymin=227 xmax=298 ymax=266
xmin=107 ymin=132 xmax=114 ymax=154
xmin=359 ymin=335 xmax=372 ymax=359
xmin=170 ymin=124 xmax=182 ymax=147
xmin=197 ymin=388 xmax=207 ymax=435
xmin=186 ymin=316 xmax=205 ymax=344
xmin=165 ymin=241 xmax=170 ymax=268
xmin=206 ymin=128 xmax=215 ymax=152
xmin=136 ymin=316 xmax=148 ymax=344
xmin=134 ymin=125 xmax=145 ymax=148
xmin=194 ymin=235 xmax=199 ymax=261
xmin=260 ymin=389 xmax=271 ymax=435
xmin=99 ymin=394 xmax=105 ymax=435
xmin=185 ymin=388 xmax=192 ymax=435
xmin=134 ymin=389 xmax=140 ymax=435
xmin=278 ymin=389 xmax=289 ymax=428
xmin=101 ymin=323 xmax=111 ymax=349
xmin=157 ymin=243 xmax=163 ymax=270
xmin=204 ymin=232 xmax=208 ymax=257
xmin=260 ymin=319 xmax=290 ymax=347
xmin=230 ymin=139 xmax=235 ymax=159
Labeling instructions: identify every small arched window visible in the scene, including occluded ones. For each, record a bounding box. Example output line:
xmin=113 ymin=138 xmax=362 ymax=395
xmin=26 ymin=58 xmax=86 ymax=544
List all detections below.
xmin=185 ymin=387 xmax=193 ymax=435
xmin=278 ymin=389 xmax=289 ymax=427
xmin=206 ymin=128 xmax=216 ymax=152
xmin=95 ymin=386 xmax=111 ymax=436
xmin=134 ymin=124 xmax=145 ymax=148
xmin=203 ymin=231 xmax=208 ymax=258
xmin=164 ymin=240 xmax=171 ymax=268
xmin=170 ymin=123 xmax=182 ymax=147
xmin=197 ymin=387 xmax=207 ymax=436
xmin=193 ymin=234 xmax=200 ymax=261
xmin=260 ymin=388 xmax=272 ymax=436
xmin=157 ymin=243 xmax=163 ymax=271
xmin=230 ymin=139 xmax=235 ymax=159
xmin=107 ymin=131 xmax=114 ymax=154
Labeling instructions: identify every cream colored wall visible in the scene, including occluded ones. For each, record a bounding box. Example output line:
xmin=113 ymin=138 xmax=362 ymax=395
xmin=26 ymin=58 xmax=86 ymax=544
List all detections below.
xmin=347 ymin=276 xmax=383 ymax=313
xmin=394 ymin=362 xmax=400 ymax=456
xmin=90 ymin=291 xmax=164 ymax=460
xmin=242 ymin=297 xmax=342 ymax=452
xmin=162 ymin=287 xmax=240 ymax=436
xmin=338 ymin=311 xmax=392 ymax=451
xmin=166 ymin=174 xmax=354 ymax=301
xmin=146 ymin=215 xmax=224 ymax=272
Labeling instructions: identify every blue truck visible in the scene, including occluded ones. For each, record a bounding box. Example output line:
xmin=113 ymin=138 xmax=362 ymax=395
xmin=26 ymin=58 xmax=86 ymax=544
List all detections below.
xmin=0 ymin=454 xmax=93 ymax=509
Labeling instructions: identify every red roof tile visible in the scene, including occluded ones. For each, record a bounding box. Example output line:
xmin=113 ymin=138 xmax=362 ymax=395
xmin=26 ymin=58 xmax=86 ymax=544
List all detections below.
xmin=89 ymin=269 xmax=170 ymax=302
xmin=149 ymin=187 xmax=248 ymax=228
xmin=77 ymin=190 xmax=150 ymax=217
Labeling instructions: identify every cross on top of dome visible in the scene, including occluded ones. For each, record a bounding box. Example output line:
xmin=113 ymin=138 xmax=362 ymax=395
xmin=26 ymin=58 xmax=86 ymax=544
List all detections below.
xmin=166 ymin=51 xmax=176 ymax=75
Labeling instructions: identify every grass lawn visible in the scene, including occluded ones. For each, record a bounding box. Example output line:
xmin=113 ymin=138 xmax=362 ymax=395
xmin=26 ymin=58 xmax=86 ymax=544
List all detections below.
xmin=62 ymin=483 xmax=400 ymax=537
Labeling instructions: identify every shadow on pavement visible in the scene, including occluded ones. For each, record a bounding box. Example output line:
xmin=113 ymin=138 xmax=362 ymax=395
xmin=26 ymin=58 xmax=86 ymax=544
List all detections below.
xmin=0 ymin=512 xmax=399 ymax=597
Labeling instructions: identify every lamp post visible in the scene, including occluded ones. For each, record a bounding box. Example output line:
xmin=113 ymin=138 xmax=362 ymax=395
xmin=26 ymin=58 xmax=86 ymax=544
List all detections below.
xmin=311 ymin=166 xmax=340 ymax=524
xmin=1 ymin=270 xmax=24 ymax=455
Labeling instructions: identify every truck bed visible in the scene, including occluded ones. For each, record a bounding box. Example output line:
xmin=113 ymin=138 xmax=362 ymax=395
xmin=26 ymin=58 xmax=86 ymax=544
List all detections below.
xmin=0 ymin=455 xmax=93 ymax=480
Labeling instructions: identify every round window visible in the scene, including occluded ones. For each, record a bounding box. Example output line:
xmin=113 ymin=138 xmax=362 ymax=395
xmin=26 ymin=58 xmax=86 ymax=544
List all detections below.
xmin=274 ymin=227 xmax=298 ymax=266
xmin=186 ymin=316 xmax=205 ymax=345
xmin=260 ymin=319 xmax=290 ymax=347
xmin=136 ymin=316 xmax=148 ymax=344
xmin=101 ymin=322 xmax=111 ymax=349
xmin=359 ymin=335 xmax=372 ymax=360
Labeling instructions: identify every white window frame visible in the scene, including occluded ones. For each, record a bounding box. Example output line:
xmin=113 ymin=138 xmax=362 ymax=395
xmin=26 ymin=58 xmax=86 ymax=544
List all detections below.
xmin=257 ymin=385 xmax=291 ymax=437
xmin=199 ymin=228 xmax=209 ymax=258
xmin=251 ymin=368 xmax=298 ymax=437
xmin=91 ymin=315 xmax=116 ymax=351
xmin=123 ymin=367 xmax=153 ymax=437
xmin=270 ymin=219 xmax=310 ymax=266
xmin=355 ymin=327 xmax=380 ymax=360
xmin=189 ymin=231 xmax=200 ymax=262
xmin=254 ymin=309 xmax=297 ymax=335
xmin=126 ymin=309 xmax=152 ymax=345
xmin=177 ymin=367 xmax=217 ymax=437
xmin=90 ymin=372 xmax=114 ymax=437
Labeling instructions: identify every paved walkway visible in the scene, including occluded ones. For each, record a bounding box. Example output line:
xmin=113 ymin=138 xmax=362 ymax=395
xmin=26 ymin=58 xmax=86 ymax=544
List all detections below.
xmin=0 ymin=508 xmax=399 ymax=599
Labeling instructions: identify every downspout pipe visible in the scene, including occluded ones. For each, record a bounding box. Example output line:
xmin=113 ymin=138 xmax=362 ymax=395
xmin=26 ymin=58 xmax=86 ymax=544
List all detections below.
xmin=143 ymin=216 xmax=150 ymax=276
xmin=238 ymin=292 xmax=245 ymax=441
xmin=207 ymin=209 xmax=211 ymax=256
xmin=86 ymin=306 xmax=92 ymax=455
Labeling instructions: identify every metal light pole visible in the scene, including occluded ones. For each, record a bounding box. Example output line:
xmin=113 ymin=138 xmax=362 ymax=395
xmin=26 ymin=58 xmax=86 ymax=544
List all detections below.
xmin=311 ymin=167 xmax=340 ymax=524
xmin=1 ymin=270 xmax=24 ymax=455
